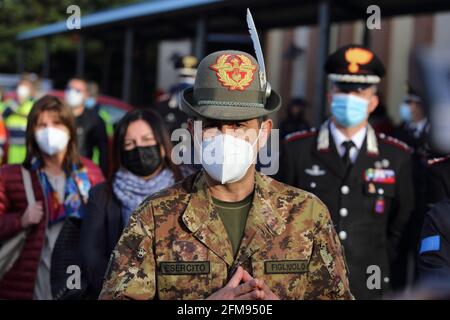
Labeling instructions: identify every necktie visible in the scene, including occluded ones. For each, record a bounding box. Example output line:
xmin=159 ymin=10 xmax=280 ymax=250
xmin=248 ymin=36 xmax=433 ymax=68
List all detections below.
xmin=342 ymin=140 xmax=355 ymax=170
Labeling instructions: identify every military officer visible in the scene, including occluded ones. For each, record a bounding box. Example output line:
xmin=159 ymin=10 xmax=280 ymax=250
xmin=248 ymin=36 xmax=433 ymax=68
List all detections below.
xmin=393 ymin=84 xmax=429 ymax=152
xmin=278 ymin=45 xmax=414 ymax=299
xmin=100 ymin=50 xmax=353 ymax=300
xmin=418 ymin=134 xmax=450 ymax=280
xmin=392 ymin=84 xmax=430 ymax=282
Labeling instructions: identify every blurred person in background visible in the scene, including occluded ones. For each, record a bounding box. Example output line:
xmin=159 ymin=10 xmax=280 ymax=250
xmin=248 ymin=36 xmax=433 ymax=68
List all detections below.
xmin=154 ymin=54 xmax=198 ymax=135
xmin=393 ymin=84 xmax=429 ymax=152
xmin=426 ymin=155 xmax=450 ymax=205
xmin=417 ymin=198 xmax=450 ymax=281
xmin=80 ymin=108 xmax=190 ymax=298
xmin=279 ymin=97 xmax=310 ymax=139
xmin=392 ymin=84 xmax=430 ymax=282
xmin=368 ymin=98 xmax=394 ymax=135
xmin=65 ymin=78 xmax=109 ymax=176
xmin=0 ymin=87 xmax=6 ymax=112
xmin=155 ymin=55 xmax=198 ymax=170
xmin=85 ymin=81 xmax=114 ymax=161
xmin=4 ymin=74 xmax=38 ymax=164
xmin=86 ymin=81 xmax=113 ymax=137
xmin=85 ymin=82 xmax=100 ymax=111
xmin=278 ymin=45 xmax=414 ymax=299
xmin=0 ymin=96 xmax=103 ymax=300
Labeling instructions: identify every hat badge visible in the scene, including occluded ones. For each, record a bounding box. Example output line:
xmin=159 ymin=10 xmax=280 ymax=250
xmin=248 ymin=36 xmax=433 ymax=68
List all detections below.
xmin=210 ymin=53 xmax=257 ymax=91
xmin=182 ymin=56 xmax=198 ymax=68
xmin=345 ymin=48 xmax=373 ymax=73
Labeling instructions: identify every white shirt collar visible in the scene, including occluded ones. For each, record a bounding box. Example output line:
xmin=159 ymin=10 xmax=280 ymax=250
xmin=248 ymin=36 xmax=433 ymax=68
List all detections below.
xmin=414 ymin=118 xmax=427 ymax=135
xmin=330 ymin=121 xmax=367 ymax=162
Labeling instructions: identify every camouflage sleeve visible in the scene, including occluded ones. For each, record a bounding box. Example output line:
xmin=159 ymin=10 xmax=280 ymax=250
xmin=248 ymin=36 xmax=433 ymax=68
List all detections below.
xmin=305 ymin=195 xmax=354 ymax=300
xmin=99 ymin=200 xmax=156 ymax=300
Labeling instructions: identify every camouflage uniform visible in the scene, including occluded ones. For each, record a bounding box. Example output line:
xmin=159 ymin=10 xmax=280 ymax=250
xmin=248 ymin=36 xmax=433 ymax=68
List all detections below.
xmin=100 ymin=171 xmax=353 ymax=300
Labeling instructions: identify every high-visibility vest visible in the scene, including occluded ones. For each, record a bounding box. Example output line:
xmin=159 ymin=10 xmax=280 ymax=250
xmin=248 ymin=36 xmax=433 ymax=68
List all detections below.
xmin=98 ymin=108 xmax=114 ymax=137
xmin=0 ymin=102 xmax=7 ymax=114
xmin=5 ymin=100 xmax=34 ymax=164
xmin=91 ymin=107 xmax=114 ymax=166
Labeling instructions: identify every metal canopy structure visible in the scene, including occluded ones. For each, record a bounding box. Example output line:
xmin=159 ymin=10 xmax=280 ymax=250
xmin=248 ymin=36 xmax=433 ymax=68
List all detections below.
xmin=16 ymin=0 xmax=450 ymax=120
xmin=17 ymin=0 xmax=450 ymax=41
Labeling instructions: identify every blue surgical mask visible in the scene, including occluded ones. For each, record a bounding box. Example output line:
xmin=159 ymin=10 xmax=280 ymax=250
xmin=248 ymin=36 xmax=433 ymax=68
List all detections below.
xmin=85 ymin=97 xmax=97 ymax=109
xmin=399 ymin=102 xmax=412 ymax=123
xmin=331 ymin=94 xmax=369 ymax=128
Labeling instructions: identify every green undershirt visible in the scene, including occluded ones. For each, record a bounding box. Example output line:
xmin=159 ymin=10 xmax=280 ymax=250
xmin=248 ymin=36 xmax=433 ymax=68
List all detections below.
xmin=212 ymin=193 xmax=253 ymax=257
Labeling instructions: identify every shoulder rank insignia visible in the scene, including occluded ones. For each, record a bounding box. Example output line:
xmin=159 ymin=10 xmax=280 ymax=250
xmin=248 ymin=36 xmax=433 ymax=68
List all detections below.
xmin=378 ymin=133 xmax=412 ymax=152
xmin=428 ymin=155 xmax=450 ymax=166
xmin=285 ymin=128 xmax=317 ymax=142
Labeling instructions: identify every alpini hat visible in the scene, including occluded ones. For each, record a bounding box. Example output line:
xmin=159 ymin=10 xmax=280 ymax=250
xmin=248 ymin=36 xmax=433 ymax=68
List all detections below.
xmin=180 ymin=50 xmax=281 ymax=121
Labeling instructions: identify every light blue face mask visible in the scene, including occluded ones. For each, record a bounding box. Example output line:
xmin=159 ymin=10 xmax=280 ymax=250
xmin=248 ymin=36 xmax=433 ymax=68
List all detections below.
xmin=331 ymin=93 xmax=369 ymax=128
xmin=399 ymin=102 xmax=412 ymax=123
xmin=85 ymin=97 xmax=97 ymax=109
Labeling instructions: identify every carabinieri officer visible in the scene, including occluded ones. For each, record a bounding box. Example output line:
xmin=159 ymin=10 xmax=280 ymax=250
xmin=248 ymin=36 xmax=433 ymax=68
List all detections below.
xmin=278 ymin=44 xmax=414 ymax=299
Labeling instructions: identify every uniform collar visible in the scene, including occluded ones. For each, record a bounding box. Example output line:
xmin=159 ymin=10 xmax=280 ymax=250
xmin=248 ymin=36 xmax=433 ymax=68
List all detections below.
xmin=181 ymin=170 xmax=286 ymax=266
xmin=317 ymin=119 xmax=379 ymax=156
xmin=329 ymin=120 xmax=366 ymax=153
xmin=409 ymin=118 xmax=428 ymax=137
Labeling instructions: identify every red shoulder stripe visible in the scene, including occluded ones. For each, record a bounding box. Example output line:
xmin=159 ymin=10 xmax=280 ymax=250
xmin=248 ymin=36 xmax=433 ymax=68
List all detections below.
xmin=428 ymin=155 xmax=450 ymax=166
xmin=378 ymin=133 xmax=412 ymax=152
xmin=285 ymin=129 xmax=317 ymax=143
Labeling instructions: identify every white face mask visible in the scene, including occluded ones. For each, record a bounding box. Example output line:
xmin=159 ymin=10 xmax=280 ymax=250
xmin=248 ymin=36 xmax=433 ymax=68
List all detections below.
xmin=17 ymin=85 xmax=30 ymax=102
xmin=196 ymin=128 xmax=262 ymax=184
xmin=65 ymin=89 xmax=84 ymax=108
xmin=35 ymin=127 xmax=70 ymax=156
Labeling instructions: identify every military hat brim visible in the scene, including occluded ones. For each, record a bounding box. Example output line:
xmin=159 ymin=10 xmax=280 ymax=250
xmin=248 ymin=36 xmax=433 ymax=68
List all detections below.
xmin=180 ymin=87 xmax=282 ymax=121
xmin=325 ymin=44 xmax=385 ymax=85
xmin=334 ymin=82 xmax=374 ymax=93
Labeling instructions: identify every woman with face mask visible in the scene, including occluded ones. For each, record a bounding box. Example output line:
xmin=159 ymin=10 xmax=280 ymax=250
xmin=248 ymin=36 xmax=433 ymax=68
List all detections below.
xmin=80 ymin=108 xmax=191 ymax=298
xmin=0 ymin=95 xmax=104 ymax=300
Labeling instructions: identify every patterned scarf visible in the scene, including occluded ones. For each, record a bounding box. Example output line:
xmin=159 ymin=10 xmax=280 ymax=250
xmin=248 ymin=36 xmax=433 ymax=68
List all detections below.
xmin=33 ymin=160 xmax=91 ymax=225
xmin=113 ymin=168 xmax=176 ymax=226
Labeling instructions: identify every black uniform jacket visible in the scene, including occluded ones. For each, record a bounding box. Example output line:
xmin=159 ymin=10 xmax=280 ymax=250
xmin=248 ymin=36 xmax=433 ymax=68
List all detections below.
xmin=277 ymin=120 xmax=414 ymax=299
xmin=427 ymin=155 xmax=450 ymax=205
xmin=418 ymin=198 xmax=450 ymax=279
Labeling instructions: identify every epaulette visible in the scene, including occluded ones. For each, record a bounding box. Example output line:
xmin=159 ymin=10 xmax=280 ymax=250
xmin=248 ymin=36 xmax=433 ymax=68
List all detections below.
xmin=284 ymin=128 xmax=317 ymax=143
xmin=377 ymin=133 xmax=412 ymax=152
xmin=427 ymin=155 xmax=450 ymax=166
